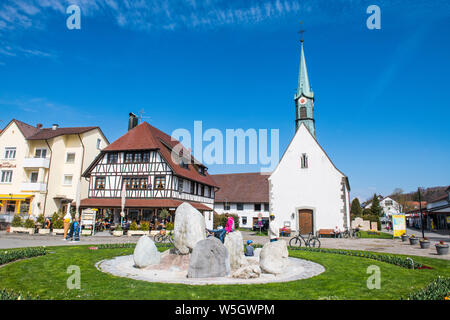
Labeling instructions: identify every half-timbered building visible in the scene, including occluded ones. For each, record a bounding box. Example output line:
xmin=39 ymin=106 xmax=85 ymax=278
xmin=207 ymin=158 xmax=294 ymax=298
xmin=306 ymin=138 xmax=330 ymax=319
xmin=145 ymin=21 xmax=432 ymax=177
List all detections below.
xmin=80 ymin=118 xmax=217 ymax=228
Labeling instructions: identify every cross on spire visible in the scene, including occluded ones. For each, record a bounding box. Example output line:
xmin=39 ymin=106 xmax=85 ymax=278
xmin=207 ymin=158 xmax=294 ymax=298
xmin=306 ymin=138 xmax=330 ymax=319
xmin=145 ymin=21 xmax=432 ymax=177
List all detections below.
xmin=298 ymin=21 xmax=305 ymax=43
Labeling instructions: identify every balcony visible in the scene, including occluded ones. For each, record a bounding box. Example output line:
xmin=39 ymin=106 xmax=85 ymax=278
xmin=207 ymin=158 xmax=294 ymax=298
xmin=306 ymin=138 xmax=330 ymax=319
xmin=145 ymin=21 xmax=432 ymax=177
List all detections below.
xmin=23 ymin=157 xmax=50 ymax=169
xmin=20 ymin=182 xmax=47 ymax=192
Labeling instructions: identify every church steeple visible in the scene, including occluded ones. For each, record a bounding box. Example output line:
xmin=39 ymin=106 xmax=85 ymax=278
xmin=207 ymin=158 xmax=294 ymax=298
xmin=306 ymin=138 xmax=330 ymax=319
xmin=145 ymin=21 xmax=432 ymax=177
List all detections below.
xmin=294 ymin=29 xmax=315 ymax=138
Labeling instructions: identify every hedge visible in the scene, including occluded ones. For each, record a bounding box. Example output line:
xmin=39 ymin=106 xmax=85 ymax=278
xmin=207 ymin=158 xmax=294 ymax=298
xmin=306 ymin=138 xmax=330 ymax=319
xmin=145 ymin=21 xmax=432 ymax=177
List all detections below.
xmin=213 ymin=213 xmax=240 ymax=229
xmin=406 ymin=277 xmax=450 ymax=300
xmin=0 ymin=247 xmax=47 ymax=266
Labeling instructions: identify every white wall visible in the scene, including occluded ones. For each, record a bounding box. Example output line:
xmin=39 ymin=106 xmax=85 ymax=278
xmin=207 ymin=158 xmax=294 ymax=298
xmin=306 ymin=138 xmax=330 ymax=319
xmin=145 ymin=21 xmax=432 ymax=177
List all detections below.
xmin=214 ymin=202 xmax=270 ymax=228
xmin=269 ymin=124 xmax=349 ymax=233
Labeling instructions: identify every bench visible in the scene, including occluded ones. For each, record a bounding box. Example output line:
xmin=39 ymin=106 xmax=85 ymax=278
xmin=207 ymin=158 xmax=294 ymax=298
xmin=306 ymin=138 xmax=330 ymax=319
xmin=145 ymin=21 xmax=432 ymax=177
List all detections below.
xmin=318 ymin=229 xmax=335 ymax=238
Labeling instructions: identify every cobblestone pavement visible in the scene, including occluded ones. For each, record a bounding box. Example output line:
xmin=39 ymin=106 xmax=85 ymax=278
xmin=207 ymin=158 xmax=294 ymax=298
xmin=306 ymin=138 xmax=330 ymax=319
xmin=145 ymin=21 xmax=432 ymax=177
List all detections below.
xmin=1 ymin=230 xmax=449 ymax=261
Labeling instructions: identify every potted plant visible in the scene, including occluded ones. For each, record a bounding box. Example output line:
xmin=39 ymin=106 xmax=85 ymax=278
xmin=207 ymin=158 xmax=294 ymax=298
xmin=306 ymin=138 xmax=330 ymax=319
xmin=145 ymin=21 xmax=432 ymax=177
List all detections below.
xmin=9 ymin=215 xmax=23 ymax=233
xmin=51 ymin=212 xmax=65 ymax=235
xmin=419 ymin=237 xmax=430 ymax=249
xmin=127 ymin=221 xmax=144 ymax=236
xmin=401 ymin=233 xmax=409 ymax=242
xmin=112 ymin=224 xmax=123 ymax=237
xmin=409 ymin=234 xmax=419 ymax=245
xmin=435 ymin=241 xmax=449 ymax=255
xmin=140 ymin=221 xmax=150 ymax=235
xmin=23 ymin=218 xmax=36 ymax=235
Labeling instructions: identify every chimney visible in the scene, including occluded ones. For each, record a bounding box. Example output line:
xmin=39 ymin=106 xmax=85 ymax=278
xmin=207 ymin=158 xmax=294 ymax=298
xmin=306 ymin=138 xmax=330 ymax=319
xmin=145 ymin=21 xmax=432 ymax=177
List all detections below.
xmin=52 ymin=124 xmax=59 ymax=130
xmin=128 ymin=113 xmax=138 ymax=131
xmin=36 ymin=123 xmax=43 ymax=129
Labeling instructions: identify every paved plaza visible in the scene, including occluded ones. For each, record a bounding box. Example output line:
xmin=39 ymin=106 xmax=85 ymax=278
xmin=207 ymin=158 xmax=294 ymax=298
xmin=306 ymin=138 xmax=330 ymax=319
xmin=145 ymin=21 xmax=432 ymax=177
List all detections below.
xmin=1 ymin=230 xmax=449 ymax=261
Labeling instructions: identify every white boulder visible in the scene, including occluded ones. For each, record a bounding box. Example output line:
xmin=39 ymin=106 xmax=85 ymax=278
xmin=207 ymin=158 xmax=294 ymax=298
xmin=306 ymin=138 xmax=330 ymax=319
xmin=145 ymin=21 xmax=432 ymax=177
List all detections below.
xmin=232 ymin=265 xmax=261 ymax=279
xmin=173 ymin=202 xmax=206 ymax=254
xmin=224 ymin=231 xmax=248 ymax=270
xmin=187 ymin=237 xmax=231 ymax=278
xmin=259 ymin=240 xmax=290 ymax=275
xmin=133 ymin=235 xmax=161 ymax=268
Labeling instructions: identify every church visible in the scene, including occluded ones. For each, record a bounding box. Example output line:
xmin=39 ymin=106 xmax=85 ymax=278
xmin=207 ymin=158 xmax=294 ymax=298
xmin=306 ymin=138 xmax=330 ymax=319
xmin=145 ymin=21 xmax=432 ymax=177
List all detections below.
xmin=213 ymin=38 xmax=351 ymax=234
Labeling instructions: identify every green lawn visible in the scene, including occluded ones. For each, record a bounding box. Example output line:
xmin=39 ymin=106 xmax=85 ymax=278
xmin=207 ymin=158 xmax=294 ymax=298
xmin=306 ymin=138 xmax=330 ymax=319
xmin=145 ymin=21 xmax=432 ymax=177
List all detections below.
xmin=0 ymin=245 xmax=448 ymax=300
xmin=359 ymin=231 xmax=393 ymax=239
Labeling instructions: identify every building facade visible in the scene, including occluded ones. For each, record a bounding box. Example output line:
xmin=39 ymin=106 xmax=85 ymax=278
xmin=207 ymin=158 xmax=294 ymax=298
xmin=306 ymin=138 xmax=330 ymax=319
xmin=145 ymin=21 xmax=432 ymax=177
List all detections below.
xmin=212 ymin=173 xmax=270 ymax=229
xmin=364 ymin=196 xmax=402 ymax=217
xmin=80 ymin=117 xmax=217 ymax=229
xmin=0 ymin=119 xmax=108 ymax=224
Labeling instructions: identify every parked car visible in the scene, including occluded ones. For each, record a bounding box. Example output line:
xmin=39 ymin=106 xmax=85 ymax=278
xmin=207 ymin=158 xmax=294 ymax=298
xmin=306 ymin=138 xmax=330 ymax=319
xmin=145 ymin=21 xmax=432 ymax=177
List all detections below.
xmin=252 ymin=219 xmax=269 ymax=231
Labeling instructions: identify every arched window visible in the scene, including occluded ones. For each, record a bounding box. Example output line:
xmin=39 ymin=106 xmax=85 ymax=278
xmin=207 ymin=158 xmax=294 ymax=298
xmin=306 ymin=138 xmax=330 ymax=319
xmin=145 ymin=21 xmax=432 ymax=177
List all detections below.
xmin=301 ymin=153 xmax=308 ymax=169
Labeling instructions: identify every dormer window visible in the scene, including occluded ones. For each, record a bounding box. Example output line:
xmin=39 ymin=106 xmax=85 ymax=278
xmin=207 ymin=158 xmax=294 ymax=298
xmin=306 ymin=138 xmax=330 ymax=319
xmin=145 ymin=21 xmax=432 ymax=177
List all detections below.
xmin=301 ymin=153 xmax=308 ymax=169
xmin=180 ymin=159 xmax=189 ymax=169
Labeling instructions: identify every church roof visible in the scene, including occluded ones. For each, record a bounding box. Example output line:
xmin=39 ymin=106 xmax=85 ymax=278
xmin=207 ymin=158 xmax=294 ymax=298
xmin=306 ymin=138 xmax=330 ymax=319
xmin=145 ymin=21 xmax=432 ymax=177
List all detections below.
xmin=211 ymin=172 xmax=270 ymax=203
xmin=295 ymin=42 xmax=314 ymax=99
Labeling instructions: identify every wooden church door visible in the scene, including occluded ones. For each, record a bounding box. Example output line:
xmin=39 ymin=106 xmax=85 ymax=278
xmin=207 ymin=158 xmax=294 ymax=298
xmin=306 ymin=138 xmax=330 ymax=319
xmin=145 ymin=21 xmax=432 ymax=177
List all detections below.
xmin=298 ymin=209 xmax=313 ymax=234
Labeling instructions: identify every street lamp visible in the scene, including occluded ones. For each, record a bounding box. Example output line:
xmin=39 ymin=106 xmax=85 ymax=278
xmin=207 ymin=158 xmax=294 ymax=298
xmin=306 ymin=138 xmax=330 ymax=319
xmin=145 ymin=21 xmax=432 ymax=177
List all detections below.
xmin=418 ymin=187 xmax=425 ymax=239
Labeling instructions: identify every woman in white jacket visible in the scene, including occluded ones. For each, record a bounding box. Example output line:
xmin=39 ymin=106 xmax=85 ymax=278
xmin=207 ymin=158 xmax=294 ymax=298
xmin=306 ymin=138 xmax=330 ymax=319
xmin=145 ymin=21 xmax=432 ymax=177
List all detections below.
xmin=268 ymin=213 xmax=279 ymax=242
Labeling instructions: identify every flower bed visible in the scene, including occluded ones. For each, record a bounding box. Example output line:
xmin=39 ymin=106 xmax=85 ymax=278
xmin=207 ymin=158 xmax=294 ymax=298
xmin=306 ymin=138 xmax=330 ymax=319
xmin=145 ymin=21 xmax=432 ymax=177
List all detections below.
xmin=406 ymin=276 xmax=450 ymax=300
xmin=0 ymin=247 xmax=47 ymax=266
xmin=266 ymin=245 xmax=424 ymax=269
xmin=0 ymin=288 xmax=38 ymax=300
xmin=97 ymin=242 xmax=172 ymax=250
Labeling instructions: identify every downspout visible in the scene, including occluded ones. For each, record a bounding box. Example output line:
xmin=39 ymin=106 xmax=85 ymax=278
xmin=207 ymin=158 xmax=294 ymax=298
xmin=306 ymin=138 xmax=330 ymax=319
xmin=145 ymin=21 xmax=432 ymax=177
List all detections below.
xmin=42 ymin=139 xmax=52 ymax=217
xmin=77 ymin=134 xmax=86 ymax=211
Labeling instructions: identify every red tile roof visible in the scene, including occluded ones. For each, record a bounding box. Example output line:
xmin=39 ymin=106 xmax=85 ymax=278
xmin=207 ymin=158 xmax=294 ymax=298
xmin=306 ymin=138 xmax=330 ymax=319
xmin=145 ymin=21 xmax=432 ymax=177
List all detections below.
xmin=98 ymin=122 xmax=218 ymax=187
xmin=78 ymin=198 xmax=212 ymax=211
xmin=6 ymin=119 xmax=102 ymax=141
xmin=211 ymin=172 xmax=270 ymax=203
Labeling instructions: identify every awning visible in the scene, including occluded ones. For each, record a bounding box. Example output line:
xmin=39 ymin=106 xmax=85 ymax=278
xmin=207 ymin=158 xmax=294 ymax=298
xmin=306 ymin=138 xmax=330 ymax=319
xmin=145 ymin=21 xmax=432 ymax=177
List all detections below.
xmin=76 ymin=198 xmax=213 ymax=211
xmin=0 ymin=194 xmax=34 ymax=201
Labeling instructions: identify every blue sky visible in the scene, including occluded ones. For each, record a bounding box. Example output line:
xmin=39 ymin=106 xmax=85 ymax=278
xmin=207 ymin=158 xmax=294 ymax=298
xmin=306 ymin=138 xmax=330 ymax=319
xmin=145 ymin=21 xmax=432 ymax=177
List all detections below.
xmin=0 ymin=0 xmax=449 ymax=201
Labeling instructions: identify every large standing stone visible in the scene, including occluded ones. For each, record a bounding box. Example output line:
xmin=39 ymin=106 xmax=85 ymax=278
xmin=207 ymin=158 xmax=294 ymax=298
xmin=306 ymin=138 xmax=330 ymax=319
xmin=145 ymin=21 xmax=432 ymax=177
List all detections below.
xmin=133 ymin=235 xmax=161 ymax=268
xmin=173 ymin=202 xmax=206 ymax=254
xmin=224 ymin=231 xmax=248 ymax=270
xmin=259 ymin=240 xmax=290 ymax=275
xmin=187 ymin=237 xmax=230 ymax=278
xmin=232 ymin=265 xmax=261 ymax=279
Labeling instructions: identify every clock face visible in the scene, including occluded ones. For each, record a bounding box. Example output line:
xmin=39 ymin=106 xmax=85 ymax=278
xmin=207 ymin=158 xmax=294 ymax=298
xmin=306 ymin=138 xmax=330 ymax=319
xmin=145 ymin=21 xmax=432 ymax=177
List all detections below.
xmin=299 ymin=97 xmax=307 ymax=105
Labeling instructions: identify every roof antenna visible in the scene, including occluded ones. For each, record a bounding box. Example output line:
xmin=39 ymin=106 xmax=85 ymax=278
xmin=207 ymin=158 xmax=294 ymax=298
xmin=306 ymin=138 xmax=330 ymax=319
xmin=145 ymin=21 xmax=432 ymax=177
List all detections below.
xmin=139 ymin=108 xmax=151 ymax=124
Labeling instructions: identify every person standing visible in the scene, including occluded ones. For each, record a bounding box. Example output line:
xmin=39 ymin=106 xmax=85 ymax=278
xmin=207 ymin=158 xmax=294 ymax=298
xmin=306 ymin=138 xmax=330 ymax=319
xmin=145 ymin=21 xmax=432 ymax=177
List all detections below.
xmin=63 ymin=212 xmax=72 ymax=240
xmin=268 ymin=213 xmax=279 ymax=242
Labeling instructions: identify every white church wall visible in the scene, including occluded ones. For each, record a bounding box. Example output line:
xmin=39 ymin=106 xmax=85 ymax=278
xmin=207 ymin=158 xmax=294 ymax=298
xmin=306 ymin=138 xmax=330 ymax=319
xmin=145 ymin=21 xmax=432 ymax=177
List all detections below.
xmin=269 ymin=124 xmax=349 ymax=233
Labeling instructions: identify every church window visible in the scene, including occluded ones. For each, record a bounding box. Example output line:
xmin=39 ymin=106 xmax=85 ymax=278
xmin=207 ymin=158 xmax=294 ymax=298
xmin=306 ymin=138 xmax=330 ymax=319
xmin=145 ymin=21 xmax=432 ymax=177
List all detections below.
xmin=301 ymin=153 xmax=308 ymax=169
xmin=300 ymin=106 xmax=307 ymax=119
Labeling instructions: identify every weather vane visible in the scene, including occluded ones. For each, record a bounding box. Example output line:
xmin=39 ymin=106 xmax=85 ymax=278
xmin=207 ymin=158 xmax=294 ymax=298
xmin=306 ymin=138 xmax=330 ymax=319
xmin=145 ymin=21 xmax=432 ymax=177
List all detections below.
xmin=298 ymin=21 xmax=305 ymax=43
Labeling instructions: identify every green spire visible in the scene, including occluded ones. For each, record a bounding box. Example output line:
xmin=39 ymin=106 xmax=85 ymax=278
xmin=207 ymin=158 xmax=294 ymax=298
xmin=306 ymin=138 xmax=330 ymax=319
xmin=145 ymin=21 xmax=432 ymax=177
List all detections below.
xmin=296 ymin=42 xmax=314 ymax=99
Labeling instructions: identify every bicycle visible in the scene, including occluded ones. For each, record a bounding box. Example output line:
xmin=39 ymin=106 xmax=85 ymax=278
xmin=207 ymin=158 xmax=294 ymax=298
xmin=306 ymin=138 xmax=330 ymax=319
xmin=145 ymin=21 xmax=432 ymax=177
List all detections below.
xmin=153 ymin=230 xmax=174 ymax=244
xmin=289 ymin=231 xmax=321 ymax=248
xmin=342 ymin=228 xmax=361 ymax=239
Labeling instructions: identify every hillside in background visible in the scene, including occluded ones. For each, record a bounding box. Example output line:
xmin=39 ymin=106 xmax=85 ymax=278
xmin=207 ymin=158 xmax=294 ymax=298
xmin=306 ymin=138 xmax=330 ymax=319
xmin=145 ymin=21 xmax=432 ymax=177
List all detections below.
xmin=389 ymin=186 xmax=448 ymax=203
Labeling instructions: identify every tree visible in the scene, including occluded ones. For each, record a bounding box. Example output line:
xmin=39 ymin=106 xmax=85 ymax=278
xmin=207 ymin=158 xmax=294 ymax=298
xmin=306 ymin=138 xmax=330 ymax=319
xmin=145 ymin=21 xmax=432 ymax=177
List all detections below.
xmin=370 ymin=194 xmax=383 ymax=216
xmin=350 ymin=198 xmax=363 ymax=217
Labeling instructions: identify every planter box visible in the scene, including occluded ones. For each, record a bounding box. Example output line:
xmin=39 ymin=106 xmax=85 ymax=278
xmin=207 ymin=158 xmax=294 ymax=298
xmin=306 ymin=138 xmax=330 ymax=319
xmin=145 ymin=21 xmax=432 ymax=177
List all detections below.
xmin=38 ymin=229 xmax=51 ymax=235
xmin=127 ymin=230 xmax=149 ymax=237
xmin=52 ymin=228 xmax=65 ymax=235
xmin=112 ymin=230 xmax=123 ymax=237
xmin=409 ymin=238 xmax=419 ymax=245
xmin=401 ymin=234 xmax=408 ymax=242
xmin=435 ymin=244 xmax=449 ymax=255
xmin=9 ymin=226 xmax=34 ymax=235
xmin=419 ymin=240 xmax=430 ymax=249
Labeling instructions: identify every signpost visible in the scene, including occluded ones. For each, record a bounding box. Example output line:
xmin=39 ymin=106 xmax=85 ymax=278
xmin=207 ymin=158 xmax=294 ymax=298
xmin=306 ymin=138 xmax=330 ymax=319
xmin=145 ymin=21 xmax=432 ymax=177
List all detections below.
xmin=392 ymin=214 xmax=406 ymax=238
